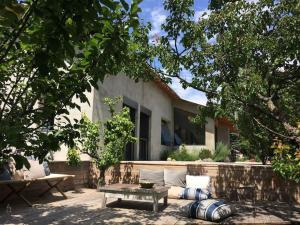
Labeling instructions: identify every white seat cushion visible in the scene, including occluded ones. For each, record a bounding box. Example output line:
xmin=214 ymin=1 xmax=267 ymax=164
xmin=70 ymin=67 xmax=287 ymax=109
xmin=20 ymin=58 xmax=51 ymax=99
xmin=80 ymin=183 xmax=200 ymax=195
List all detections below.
xmin=23 ymin=160 xmax=46 ymax=179
xmin=186 ymin=175 xmax=211 ymax=190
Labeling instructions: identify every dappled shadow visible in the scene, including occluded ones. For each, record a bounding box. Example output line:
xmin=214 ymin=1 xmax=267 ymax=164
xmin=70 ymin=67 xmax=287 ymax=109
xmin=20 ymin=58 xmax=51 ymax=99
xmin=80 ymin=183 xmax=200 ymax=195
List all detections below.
xmin=187 ymin=164 xmax=207 ymax=176
xmin=0 ymin=188 xmax=299 ymax=225
xmin=122 ymin=162 xmax=139 ymax=184
xmin=109 ymin=164 xmax=122 ymax=184
xmin=108 ymin=162 xmax=139 ymax=185
xmin=215 ymin=164 xmax=300 ymax=203
xmin=215 ymin=164 xmax=300 ymax=223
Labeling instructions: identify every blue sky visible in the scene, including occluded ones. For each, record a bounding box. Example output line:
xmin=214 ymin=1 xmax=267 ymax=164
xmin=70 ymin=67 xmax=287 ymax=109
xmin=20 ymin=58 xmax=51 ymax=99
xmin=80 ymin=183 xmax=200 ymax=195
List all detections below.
xmin=137 ymin=0 xmax=210 ymax=106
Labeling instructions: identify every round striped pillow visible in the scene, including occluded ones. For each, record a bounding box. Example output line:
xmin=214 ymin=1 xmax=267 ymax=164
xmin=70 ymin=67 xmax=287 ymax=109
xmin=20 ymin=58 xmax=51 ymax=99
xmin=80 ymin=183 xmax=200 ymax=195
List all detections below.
xmin=180 ymin=199 xmax=235 ymax=221
xmin=179 ymin=188 xmax=212 ymax=200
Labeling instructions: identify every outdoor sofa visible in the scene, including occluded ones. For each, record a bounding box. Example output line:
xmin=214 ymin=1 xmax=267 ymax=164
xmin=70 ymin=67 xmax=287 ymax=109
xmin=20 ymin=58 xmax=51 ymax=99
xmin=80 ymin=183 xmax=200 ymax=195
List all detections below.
xmin=138 ymin=168 xmax=235 ymax=222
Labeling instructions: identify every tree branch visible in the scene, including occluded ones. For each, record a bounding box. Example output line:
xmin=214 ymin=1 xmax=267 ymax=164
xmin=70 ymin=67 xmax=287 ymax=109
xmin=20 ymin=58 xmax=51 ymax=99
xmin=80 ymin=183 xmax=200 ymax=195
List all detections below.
xmin=253 ymin=117 xmax=295 ymax=141
xmin=0 ymin=0 xmax=37 ymax=63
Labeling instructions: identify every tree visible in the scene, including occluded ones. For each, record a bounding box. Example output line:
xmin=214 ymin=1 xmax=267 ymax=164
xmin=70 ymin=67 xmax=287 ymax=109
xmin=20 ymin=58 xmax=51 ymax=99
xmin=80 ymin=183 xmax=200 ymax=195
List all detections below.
xmin=68 ymin=97 xmax=136 ymax=185
xmin=0 ymin=0 xmax=142 ymax=168
xmin=134 ymin=0 xmax=299 ymax=178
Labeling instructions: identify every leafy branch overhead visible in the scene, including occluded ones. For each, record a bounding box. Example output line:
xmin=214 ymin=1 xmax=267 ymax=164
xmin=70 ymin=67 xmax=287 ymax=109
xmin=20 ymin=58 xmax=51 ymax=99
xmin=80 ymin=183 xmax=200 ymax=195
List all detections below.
xmin=140 ymin=0 xmax=300 ymax=145
xmin=0 ymin=0 xmax=143 ymax=166
xmin=130 ymin=0 xmax=299 ymax=180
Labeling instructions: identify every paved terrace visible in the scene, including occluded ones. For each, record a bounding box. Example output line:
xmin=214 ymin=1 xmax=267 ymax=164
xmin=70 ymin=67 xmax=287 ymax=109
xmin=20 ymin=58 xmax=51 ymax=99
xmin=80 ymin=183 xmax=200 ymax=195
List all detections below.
xmin=0 ymin=188 xmax=299 ymax=225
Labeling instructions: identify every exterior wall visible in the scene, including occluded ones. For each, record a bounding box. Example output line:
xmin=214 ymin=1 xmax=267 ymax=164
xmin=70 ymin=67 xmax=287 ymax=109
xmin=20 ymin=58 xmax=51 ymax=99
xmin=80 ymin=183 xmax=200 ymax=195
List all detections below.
xmin=94 ymin=74 xmax=174 ymax=160
xmin=51 ymin=74 xmax=228 ymax=161
xmin=216 ymin=124 xmax=230 ymax=146
xmin=173 ymin=100 xmax=216 ymax=152
xmin=52 ymin=90 xmax=94 ymax=161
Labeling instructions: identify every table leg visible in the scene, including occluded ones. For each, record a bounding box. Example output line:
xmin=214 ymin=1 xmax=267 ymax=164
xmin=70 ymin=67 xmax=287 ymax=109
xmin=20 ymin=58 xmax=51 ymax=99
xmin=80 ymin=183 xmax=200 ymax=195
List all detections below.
xmin=153 ymin=195 xmax=158 ymax=212
xmin=1 ymin=183 xmax=32 ymax=207
xmin=39 ymin=179 xmax=67 ymax=199
xmin=103 ymin=194 xmax=107 ymax=208
xmin=163 ymin=196 xmax=168 ymax=206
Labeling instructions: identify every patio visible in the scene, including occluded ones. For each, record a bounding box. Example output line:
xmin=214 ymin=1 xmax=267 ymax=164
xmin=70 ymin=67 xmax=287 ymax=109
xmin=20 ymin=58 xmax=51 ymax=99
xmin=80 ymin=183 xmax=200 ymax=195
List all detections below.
xmin=1 ymin=188 xmax=299 ymax=225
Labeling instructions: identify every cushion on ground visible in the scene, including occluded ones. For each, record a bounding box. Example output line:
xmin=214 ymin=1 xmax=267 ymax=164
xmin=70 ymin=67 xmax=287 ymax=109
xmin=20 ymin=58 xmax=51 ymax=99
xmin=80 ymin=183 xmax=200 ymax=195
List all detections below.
xmin=23 ymin=160 xmax=46 ymax=179
xmin=168 ymin=186 xmax=185 ymax=199
xmin=180 ymin=187 xmax=212 ymax=200
xmin=164 ymin=168 xmax=186 ymax=187
xmin=180 ymin=199 xmax=235 ymax=222
xmin=186 ymin=175 xmax=211 ymax=190
xmin=139 ymin=169 xmax=164 ymax=186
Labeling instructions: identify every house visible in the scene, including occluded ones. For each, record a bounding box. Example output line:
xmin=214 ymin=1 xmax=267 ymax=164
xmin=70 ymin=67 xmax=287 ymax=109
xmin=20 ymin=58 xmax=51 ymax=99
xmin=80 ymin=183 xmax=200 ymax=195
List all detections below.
xmin=53 ymin=74 xmax=233 ymax=161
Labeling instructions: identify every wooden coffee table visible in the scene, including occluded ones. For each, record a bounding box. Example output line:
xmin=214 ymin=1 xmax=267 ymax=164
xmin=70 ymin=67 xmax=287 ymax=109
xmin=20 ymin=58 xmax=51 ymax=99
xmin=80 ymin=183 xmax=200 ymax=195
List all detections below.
xmin=99 ymin=183 xmax=169 ymax=212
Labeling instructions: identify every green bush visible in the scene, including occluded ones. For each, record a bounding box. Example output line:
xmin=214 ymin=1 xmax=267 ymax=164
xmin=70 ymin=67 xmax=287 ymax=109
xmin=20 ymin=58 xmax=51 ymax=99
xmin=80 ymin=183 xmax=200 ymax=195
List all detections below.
xmin=169 ymin=146 xmax=199 ymax=161
xmin=161 ymin=145 xmax=200 ymax=161
xmin=161 ymin=146 xmax=214 ymax=161
xmin=67 ymin=148 xmax=81 ymax=166
xmin=198 ymin=149 xmax=212 ymax=160
xmin=213 ymin=142 xmax=231 ymax=162
xmin=160 ymin=149 xmax=174 ymax=160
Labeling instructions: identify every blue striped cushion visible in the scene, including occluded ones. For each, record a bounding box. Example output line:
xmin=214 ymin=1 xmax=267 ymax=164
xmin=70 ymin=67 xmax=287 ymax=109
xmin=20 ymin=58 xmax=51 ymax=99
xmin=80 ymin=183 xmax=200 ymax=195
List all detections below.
xmin=179 ymin=187 xmax=212 ymax=200
xmin=180 ymin=199 xmax=234 ymax=221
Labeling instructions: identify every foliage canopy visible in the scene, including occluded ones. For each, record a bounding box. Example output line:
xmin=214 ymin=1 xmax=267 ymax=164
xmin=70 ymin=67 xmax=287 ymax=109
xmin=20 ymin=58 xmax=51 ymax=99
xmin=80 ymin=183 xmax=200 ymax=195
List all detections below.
xmin=0 ymin=0 xmax=143 ymax=168
xmin=134 ymin=0 xmax=300 ymax=179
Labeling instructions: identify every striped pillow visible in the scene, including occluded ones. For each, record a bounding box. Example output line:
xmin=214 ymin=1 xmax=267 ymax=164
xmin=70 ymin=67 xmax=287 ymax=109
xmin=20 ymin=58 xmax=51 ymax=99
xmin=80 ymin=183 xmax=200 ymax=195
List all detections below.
xmin=180 ymin=199 xmax=235 ymax=221
xmin=180 ymin=188 xmax=212 ymax=200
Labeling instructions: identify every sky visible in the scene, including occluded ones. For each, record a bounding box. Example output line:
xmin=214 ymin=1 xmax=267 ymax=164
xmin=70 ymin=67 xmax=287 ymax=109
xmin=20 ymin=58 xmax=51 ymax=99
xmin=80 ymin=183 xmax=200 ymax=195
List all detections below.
xmin=138 ymin=0 xmax=210 ymax=106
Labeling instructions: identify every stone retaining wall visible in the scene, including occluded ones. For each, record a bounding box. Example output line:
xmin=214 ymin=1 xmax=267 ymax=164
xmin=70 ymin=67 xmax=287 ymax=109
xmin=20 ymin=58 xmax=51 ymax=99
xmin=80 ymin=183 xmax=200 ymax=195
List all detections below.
xmin=1 ymin=161 xmax=299 ymax=204
xmin=103 ymin=161 xmax=300 ymax=203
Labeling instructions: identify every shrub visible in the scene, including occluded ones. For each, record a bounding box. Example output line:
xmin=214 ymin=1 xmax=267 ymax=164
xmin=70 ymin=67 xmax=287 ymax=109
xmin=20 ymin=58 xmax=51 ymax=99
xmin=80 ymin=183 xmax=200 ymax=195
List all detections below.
xmin=67 ymin=147 xmax=81 ymax=167
xmin=213 ymin=142 xmax=230 ymax=162
xmin=271 ymin=139 xmax=300 ymax=183
xmin=170 ymin=150 xmax=198 ymax=161
xmin=160 ymin=149 xmax=174 ymax=160
xmin=198 ymin=149 xmax=212 ymax=160
xmin=169 ymin=146 xmax=199 ymax=161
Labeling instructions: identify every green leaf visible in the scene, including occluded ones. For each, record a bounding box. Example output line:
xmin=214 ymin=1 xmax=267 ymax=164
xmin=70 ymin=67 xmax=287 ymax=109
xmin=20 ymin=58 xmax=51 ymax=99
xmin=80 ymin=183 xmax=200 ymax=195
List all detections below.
xmin=120 ymin=0 xmax=129 ymax=11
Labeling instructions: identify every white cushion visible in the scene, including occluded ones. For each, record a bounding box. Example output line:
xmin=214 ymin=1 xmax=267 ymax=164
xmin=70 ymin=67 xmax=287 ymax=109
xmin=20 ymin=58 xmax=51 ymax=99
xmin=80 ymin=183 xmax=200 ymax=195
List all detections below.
xmin=186 ymin=175 xmax=211 ymax=190
xmin=23 ymin=160 xmax=46 ymax=179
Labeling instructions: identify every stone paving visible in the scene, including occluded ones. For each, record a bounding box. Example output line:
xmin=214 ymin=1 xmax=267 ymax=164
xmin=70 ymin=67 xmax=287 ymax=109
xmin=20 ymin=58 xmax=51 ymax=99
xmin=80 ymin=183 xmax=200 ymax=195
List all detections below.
xmin=0 ymin=188 xmax=299 ymax=225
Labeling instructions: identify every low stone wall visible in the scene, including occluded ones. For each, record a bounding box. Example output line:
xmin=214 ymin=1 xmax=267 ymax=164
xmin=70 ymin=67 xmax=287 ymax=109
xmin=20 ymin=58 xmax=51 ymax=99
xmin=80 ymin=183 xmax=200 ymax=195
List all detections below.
xmin=49 ymin=161 xmax=91 ymax=190
xmin=104 ymin=161 xmax=300 ymax=204
xmin=1 ymin=161 xmax=299 ymax=204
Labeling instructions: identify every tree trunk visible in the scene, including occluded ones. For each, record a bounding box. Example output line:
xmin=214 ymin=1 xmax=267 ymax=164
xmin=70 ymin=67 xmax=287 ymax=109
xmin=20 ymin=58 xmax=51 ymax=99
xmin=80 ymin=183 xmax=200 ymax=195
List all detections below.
xmin=98 ymin=167 xmax=106 ymax=187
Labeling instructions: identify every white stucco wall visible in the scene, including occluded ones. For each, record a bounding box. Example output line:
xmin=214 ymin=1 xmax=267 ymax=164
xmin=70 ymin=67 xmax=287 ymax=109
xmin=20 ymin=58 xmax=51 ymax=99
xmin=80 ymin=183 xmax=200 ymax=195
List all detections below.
xmin=94 ymin=74 xmax=174 ymax=160
xmin=52 ymin=74 xmax=226 ymax=161
xmin=52 ymin=90 xmax=94 ymax=161
xmin=216 ymin=124 xmax=230 ymax=146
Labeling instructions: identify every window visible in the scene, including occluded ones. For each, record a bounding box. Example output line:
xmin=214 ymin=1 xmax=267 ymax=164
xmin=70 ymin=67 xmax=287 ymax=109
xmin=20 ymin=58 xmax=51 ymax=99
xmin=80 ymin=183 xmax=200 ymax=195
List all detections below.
xmin=174 ymin=108 xmax=205 ymax=145
xmin=161 ymin=120 xmax=171 ymax=146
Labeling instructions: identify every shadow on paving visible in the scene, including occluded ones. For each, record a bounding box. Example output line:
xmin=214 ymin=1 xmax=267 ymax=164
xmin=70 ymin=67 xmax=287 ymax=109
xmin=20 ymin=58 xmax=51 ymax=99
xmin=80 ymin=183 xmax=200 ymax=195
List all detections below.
xmin=0 ymin=189 xmax=299 ymax=225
